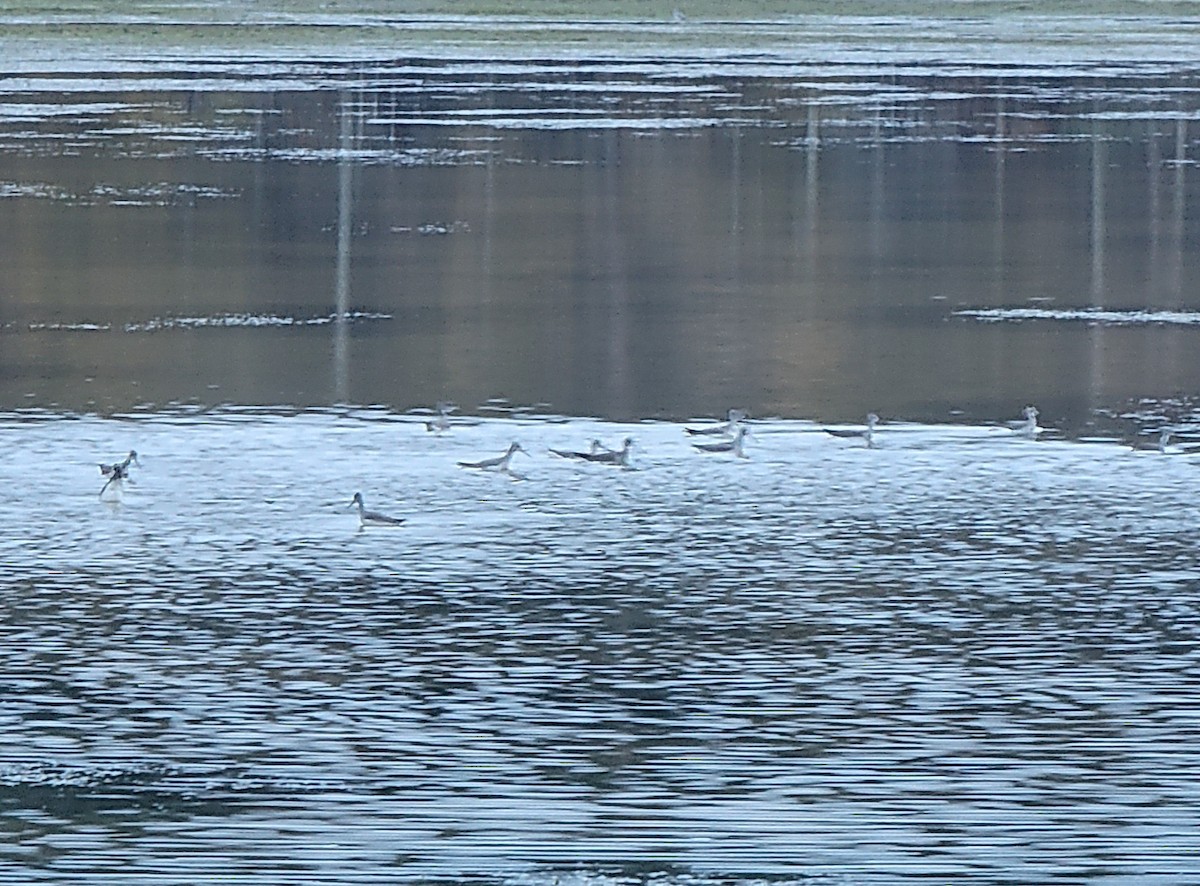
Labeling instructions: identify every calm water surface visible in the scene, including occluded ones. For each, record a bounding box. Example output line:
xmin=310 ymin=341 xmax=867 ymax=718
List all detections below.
xmin=1 ymin=44 xmax=1198 ymax=422
xmin=3 ymin=23 xmax=1200 ymax=884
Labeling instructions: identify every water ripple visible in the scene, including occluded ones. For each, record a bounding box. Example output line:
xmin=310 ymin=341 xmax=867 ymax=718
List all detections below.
xmin=956 ymin=307 xmax=1200 ymax=327
xmin=2 ymin=411 xmax=1199 ymax=882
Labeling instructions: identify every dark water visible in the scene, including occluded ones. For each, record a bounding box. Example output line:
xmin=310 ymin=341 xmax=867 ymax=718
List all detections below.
xmin=2 ymin=51 xmax=1198 ymax=424
xmin=4 ymin=30 xmax=1200 ymax=885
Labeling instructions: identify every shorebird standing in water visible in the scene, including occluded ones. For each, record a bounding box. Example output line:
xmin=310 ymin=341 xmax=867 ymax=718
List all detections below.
xmin=424 ymin=401 xmax=456 ymax=433
xmin=1010 ymin=406 xmax=1042 ymax=438
xmin=685 ymin=408 xmax=746 ymax=436
xmin=551 ymin=437 xmax=634 ymax=467
xmin=693 ymin=425 xmax=749 ymax=458
xmin=98 ymin=450 xmax=140 ymax=499
xmin=1151 ymin=427 xmax=1200 ymax=454
xmin=100 ymin=450 xmax=140 ymax=477
xmin=348 ymin=492 xmax=405 ymax=527
xmin=1131 ymin=428 xmax=1190 ymax=455
xmin=458 ymin=441 xmax=526 ymax=473
xmin=825 ymin=413 xmax=879 ymax=449
xmin=551 ymin=440 xmax=600 ymax=460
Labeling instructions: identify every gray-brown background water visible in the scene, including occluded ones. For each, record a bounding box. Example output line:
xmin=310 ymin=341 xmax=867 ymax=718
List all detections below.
xmin=3 ymin=24 xmax=1200 ymax=885
xmin=2 ymin=52 xmax=1197 ymax=424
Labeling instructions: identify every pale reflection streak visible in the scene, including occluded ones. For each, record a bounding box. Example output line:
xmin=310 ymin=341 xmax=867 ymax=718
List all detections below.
xmin=333 ymin=88 xmax=355 ymax=404
xmin=993 ymin=87 xmax=1007 ymax=303
xmin=804 ymin=99 xmax=819 ymax=267
xmin=1088 ymin=112 xmax=1107 ymax=415
xmin=1170 ymin=117 xmax=1187 ymax=300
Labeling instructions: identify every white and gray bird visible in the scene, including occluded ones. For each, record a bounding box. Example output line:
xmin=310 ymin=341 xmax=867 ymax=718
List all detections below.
xmin=552 ymin=437 xmax=633 ymax=467
xmin=1009 ymin=406 xmax=1042 ymax=438
xmin=99 ymin=450 xmax=140 ymax=477
xmin=825 ymin=413 xmax=879 ymax=448
xmin=424 ymin=401 xmax=456 ymax=433
xmin=458 ymin=441 xmax=526 ymax=472
xmin=348 ymin=492 xmax=405 ymax=527
xmin=685 ymin=408 xmax=747 ymax=437
xmin=693 ymin=426 xmax=749 ymax=458
xmin=98 ymin=450 xmax=140 ymax=498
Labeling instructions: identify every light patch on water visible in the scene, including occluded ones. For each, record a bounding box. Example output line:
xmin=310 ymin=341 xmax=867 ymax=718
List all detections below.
xmin=86 ymin=181 xmax=241 ymax=205
xmin=25 ymin=321 xmax=113 ymax=331
xmin=0 ymin=179 xmax=239 ymax=205
xmin=123 ymin=311 xmax=393 ymax=332
xmin=1082 ymin=108 xmax=1200 ymax=121
xmin=0 ymin=100 xmax=145 ymax=119
xmin=20 ymin=312 xmax=392 ymax=334
xmin=390 ymin=220 xmax=471 ymax=236
xmin=97 ymin=122 xmax=257 ymax=142
xmin=0 ymin=75 xmax=365 ymax=93
xmin=364 ymin=115 xmax=742 ymax=130
xmin=0 ymin=180 xmax=70 ymax=200
xmin=378 ymin=81 xmax=728 ymax=97
xmin=956 ymin=307 xmax=1200 ymax=327
xmin=199 ymin=144 xmax=493 ymax=165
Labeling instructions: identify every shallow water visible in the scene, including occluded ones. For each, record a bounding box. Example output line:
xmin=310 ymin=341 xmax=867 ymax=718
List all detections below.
xmin=3 ymin=410 xmax=1200 ymax=883
xmin=4 ymin=22 xmax=1200 ymax=883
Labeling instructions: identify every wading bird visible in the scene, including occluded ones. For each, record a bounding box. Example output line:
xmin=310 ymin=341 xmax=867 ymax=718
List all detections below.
xmin=424 ymin=402 xmax=456 ymax=433
xmin=551 ymin=437 xmax=634 ymax=467
xmin=348 ymin=492 xmax=405 ymax=527
xmin=693 ymin=426 xmax=749 ymax=458
xmin=458 ymin=441 xmax=526 ymax=473
xmin=98 ymin=450 xmax=140 ymax=498
xmin=825 ymin=413 xmax=879 ymax=449
xmin=99 ymin=450 xmax=140 ymax=477
xmin=1009 ymin=406 xmax=1042 ymax=438
xmin=685 ymin=408 xmax=746 ymax=436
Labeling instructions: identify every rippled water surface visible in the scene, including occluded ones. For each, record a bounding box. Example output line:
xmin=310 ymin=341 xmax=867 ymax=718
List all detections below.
xmin=4 ymin=409 xmax=1200 ymax=883
xmin=4 ymin=15 xmax=1200 ymax=883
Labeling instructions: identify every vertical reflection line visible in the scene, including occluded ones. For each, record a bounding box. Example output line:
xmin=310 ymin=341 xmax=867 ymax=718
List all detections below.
xmin=729 ymin=125 xmax=742 ymax=280
xmin=1145 ymin=119 xmax=1170 ymax=388
xmin=993 ymin=89 xmax=1006 ymax=301
xmin=1091 ymin=121 xmax=1106 ymax=304
xmin=334 ymin=88 xmax=353 ymax=405
xmin=482 ymin=125 xmax=495 ymax=305
xmin=603 ymin=129 xmax=630 ymax=415
xmin=805 ymin=101 xmax=819 ymax=265
xmin=1147 ymin=121 xmax=1162 ymax=293
xmin=1169 ymin=117 xmax=1186 ymax=302
xmin=1088 ymin=113 xmax=1107 ymax=412
xmin=798 ymin=100 xmax=820 ymax=415
xmin=1164 ymin=117 xmax=1187 ymax=391
xmin=869 ymin=110 xmax=884 ymax=261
